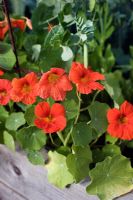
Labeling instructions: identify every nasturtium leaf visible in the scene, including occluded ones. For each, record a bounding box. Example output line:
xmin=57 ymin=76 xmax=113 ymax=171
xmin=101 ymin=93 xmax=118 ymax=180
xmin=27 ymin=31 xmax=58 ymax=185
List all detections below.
xmin=0 ymin=106 xmax=9 ymax=122
xmin=5 ymin=112 xmax=26 ymax=131
xmin=24 ymin=106 xmax=35 ymax=126
xmin=0 ymin=42 xmax=16 ymax=70
xmin=27 ymin=150 xmax=44 ymax=165
xmin=72 ymin=122 xmax=94 ymax=146
xmin=57 ymin=146 xmax=71 ymax=156
xmin=61 ymin=46 xmax=73 ymax=61
xmin=46 ymin=151 xmax=74 ymax=188
xmin=87 ymin=155 xmax=133 ymax=200
xmin=66 ymin=146 xmax=92 ymax=182
xmin=102 ymin=144 xmax=121 ymax=158
xmin=44 ymin=25 xmax=64 ymax=48
xmin=104 ymin=72 xmax=124 ymax=105
xmin=63 ymin=99 xmax=79 ymax=120
xmin=16 ymin=126 xmax=47 ymax=150
xmin=92 ymin=149 xmax=104 ymax=163
xmin=3 ymin=131 xmax=15 ymax=151
xmin=88 ymin=101 xmax=109 ymax=134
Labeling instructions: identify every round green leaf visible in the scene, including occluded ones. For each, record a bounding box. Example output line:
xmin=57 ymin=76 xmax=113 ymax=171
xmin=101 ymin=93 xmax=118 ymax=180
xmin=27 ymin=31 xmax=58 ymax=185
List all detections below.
xmin=17 ymin=126 xmax=47 ymax=150
xmin=0 ymin=42 xmax=16 ymax=70
xmin=27 ymin=150 xmax=44 ymax=165
xmin=46 ymin=151 xmax=74 ymax=189
xmin=72 ymin=122 xmax=93 ymax=146
xmin=102 ymin=144 xmax=121 ymax=157
xmin=88 ymin=101 xmax=110 ymax=134
xmin=5 ymin=112 xmax=26 ymax=131
xmin=66 ymin=146 xmax=92 ymax=182
xmin=0 ymin=106 xmax=9 ymax=122
xmin=87 ymin=155 xmax=133 ymax=200
xmin=63 ymin=99 xmax=79 ymax=120
xmin=24 ymin=106 xmax=35 ymax=126
xmin=3 ymin=131 xmax=15 ymax=151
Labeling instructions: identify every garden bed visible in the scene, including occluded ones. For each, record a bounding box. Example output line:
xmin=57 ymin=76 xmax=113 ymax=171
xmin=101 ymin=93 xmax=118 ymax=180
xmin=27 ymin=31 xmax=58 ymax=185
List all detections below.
xmin=0 ymin=145 xmax=132 ymax=200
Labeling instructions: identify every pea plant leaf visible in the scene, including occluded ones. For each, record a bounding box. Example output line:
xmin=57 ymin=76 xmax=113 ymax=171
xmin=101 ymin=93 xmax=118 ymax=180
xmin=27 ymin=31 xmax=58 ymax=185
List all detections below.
xmin=66 ymin=146 xmax=92 ymax=182
xmin=46 ymin=151 xmax=74 ymax=189
xmin=44 ymin=25 xmax=64 ymax=48
xmin=88 ymin=101 xmax=110 ymax=134
xmin=5 ymin=112 xmax=26 ymax=131
xmin=87 ymin=155 xmax=133 ymax=200
xmin=0 ymin=42 xmax=16 ymax=70
xmin=16 ymin=126 xmax=47 ymax=150
xmin=89 ymin=0 xmax=96 ymax=12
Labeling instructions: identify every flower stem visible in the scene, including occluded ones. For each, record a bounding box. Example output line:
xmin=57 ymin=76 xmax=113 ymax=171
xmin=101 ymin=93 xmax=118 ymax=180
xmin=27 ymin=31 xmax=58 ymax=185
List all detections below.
xmin=91 ymin=90 xmax=101 ymax=105
xmin=83 ymin=43 xmax=88 ymax=68
xmin=64 ymin=127 xmax=73 ymax=147
xmin=49 ymin=134 xmax=58 ymax=147
xmin=57 ymin=131 xmax=65 ymax=146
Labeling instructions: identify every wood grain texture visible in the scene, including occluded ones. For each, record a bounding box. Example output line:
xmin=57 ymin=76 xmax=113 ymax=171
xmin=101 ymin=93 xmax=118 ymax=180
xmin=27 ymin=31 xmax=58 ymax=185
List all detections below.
xmin=0 ymin=145 xmax=132 ymax=200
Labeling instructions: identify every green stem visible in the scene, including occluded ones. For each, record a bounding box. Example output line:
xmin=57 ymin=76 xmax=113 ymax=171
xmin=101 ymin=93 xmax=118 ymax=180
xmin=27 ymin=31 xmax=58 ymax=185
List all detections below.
xmin=83 ymin=43 xmax=88 ymax=68
xmin=57 ymin=131 xmax=65 ymax=146
xmin=64 ymin=127 xmax=73 ymax=147
xmin=64 ymin=91 xmax=82 ymax=146
xmin=91 ymin=90 xmax=101 ymax=105
xmin=49 ymin=134 xmax=58 ymax=147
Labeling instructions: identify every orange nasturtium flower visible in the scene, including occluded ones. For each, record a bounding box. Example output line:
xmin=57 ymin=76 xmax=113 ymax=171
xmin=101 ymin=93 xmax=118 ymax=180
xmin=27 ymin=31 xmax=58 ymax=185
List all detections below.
xmin=37 ymin=68 xmax=72 ymax=101
xmin=0 ymin=79 xmax=12 ymax=105
xmin=107 ymin=101 xmax=133 ymax=140
xmin=69 ymin=62 xmax=105 ymax=94
xmin=0 ymin=16 xmax=32 ymax=40
xmin=11 ymin=72 xmax=38 ymax=105
xmin=34 ymin=102 xmax=67 ymax=134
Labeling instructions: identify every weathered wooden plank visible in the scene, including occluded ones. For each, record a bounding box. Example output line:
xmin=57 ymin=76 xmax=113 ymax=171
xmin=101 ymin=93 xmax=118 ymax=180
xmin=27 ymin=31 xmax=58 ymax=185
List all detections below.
xmin=0 ymin=145 xmax=132 ymax=200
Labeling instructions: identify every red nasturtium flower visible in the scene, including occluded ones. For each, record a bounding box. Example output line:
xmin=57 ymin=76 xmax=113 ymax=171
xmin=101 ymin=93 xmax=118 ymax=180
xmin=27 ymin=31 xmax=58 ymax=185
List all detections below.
xmin=69 ymin=62 xmax=105 ymax=94
xmin=0 ymin=17 xmax=32 ymax=40
xmin=0 ymin=79 xmax=12 ymax=105
xmin=37 ymin=68 xmax=72 ymax=101
xmin=11 ymin=72 xmax=38 ymax=105
xmin=34 ymin=102 xmax=66 ymax=134
xmin=107 ymin=101 xmax=133 ymax=140
xmin=0 ymin=69 xmax=4 ymax=76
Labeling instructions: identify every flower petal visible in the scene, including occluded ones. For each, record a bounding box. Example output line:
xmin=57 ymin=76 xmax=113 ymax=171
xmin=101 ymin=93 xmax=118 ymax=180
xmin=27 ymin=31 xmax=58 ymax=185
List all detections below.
xmin=120 ymin=101 xmax=133 ymax=115
xmin=35 ymin=102 xmax=50 ymax=118
xmin=107 ymin=108 xmax=120 ymax=123
xmin=51 ymin=103 xmax=66 ymax=117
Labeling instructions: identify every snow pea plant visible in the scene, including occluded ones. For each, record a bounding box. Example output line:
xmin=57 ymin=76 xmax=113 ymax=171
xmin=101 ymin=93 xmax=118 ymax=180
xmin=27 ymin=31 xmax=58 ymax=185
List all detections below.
xmin=0 ymin=1 xmax=133 ymax=200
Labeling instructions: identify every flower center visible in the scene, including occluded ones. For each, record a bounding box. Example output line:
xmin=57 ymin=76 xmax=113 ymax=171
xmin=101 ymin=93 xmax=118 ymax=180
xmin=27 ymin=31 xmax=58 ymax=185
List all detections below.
xmin=80 ymin=74 xmax=89 ymax=83
xmin=0 ymin=90 xmax=6 ymax=97
xmin=48 ymin=73 xmax=59 ymax=84
xmin=22 ymin=83 xmax=31 ymax=93
xmin=119 ymin=115 xmax=127 ymax=124
xmin=44 ymin=115 xmax=53 ymax=123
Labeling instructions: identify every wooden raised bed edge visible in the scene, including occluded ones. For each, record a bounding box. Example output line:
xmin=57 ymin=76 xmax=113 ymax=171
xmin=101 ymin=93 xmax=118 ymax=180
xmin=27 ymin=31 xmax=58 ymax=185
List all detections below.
xmin=0 ymin=145 xmax=132 ymax=200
